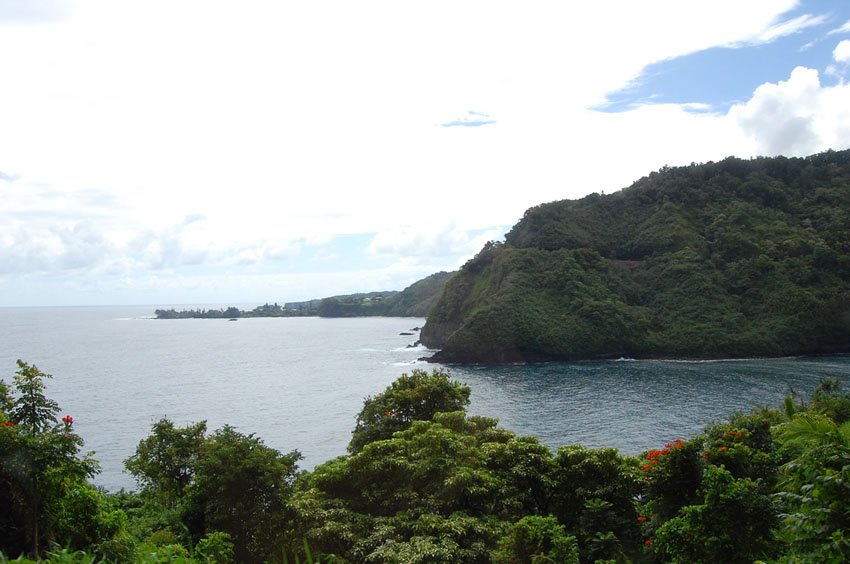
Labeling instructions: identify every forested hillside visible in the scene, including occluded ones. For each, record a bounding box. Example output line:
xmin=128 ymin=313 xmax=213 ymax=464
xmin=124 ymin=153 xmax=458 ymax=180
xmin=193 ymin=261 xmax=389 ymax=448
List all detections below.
xmin=318 ymin=271 xmax=454 ymax=317
xmin=155 ymin=271 xmax=453 ymax=319
xmin=422 ymin=150 xmax=850 ymax=363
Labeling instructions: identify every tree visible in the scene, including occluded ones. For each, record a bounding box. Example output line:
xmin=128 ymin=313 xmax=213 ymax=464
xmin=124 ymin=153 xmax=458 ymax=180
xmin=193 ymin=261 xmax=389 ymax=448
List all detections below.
xmin=182 ymin=426 xmax=301 ymax=563
xmin=11 ymin=360 xmax=59 ymax=433
xmin=125 ymin=418 xmax=207 ymax=504
xmin=348 ymin=368 xmax=471 ymax=453
xmin=493 ymin=515 xmax=579 ymax=564
xmin=776 ymin=413 xmax=850 ymax=562
xmin=810 ymin=378 xmax=850 ymax=423
xmin=0 ymin=361 xmax=99 ymax=558
xmin=300 ymin=411 xmax=553 ymax=561
xmin=0 ymin=378 xmax=13 ymax=414
xmin=640 ymin=438 xmax=704 ymax=520
xmin=653 ymin=465 xmax=779 ymax=563
xmin=549 ymin=446 xmax=642 ymax=561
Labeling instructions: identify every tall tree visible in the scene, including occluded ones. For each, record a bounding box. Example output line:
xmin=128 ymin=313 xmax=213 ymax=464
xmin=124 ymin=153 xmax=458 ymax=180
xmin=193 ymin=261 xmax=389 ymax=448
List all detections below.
xmin=348 ymin=368 xmax=471 ymax=453
xmin=125 ymin=418 xmax=207 ymax=504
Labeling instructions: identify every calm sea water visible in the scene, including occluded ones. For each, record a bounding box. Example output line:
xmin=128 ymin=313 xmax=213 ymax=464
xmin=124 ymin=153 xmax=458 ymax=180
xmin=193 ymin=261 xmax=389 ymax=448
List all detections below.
xmin=1 ymin=306 xmax=849 ymax=491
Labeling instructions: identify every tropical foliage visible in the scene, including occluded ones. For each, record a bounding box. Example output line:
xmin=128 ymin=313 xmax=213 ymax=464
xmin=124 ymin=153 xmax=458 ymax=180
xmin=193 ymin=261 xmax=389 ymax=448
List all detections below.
xmin=3 ymin=364 xmax=850 ymax=563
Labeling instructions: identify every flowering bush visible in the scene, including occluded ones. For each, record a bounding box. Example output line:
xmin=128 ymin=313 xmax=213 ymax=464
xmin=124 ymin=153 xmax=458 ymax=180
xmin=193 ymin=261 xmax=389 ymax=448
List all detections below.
xmin=653 ymin=465 xmax=779 ymax=563
xmin=703 ymin=419 xmax=778 ymax=485
xmin=640 ymin=438 xmax=703 ymax=521
xmin=0 ymin=361 xmax=102 ymax=557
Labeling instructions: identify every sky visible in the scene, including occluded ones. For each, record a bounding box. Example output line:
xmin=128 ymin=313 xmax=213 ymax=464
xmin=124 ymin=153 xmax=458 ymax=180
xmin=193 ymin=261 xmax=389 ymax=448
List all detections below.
xmin=2 ymin=0 xmax=850 ymax=307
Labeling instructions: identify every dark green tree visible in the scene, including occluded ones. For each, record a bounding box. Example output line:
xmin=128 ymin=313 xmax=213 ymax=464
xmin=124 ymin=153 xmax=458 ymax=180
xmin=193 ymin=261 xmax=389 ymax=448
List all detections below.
xmin=653 ymin=465 xmax=779 ymax=563
xmin=348 ymin=368 xmax=471 ymax=453
xmin=0 ymin=361 xmax=100 ymax=558
xmin=493 ymin=515 xmax=579 ymax=564
xmin=125 ymin=418 xmax=207 ymax=504
xmin=11 ymin=360 xmax=59 ymax=433
xmin=299 ymin=411 xmax=553 ymax=561
xmin=641 ymin=438 xmax=704 ymax=520
xmin=549 ymin=446 xmax=642 ymax=561
xmin=182 ymin=425 xmax=301 ymax=563
xmin=810 ymin=378 xmax=850 ymax=423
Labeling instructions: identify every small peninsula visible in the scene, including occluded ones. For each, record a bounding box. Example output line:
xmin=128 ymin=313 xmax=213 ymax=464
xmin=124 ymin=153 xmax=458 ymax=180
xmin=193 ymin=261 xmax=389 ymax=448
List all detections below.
xmin=155 ymin=271 xmax=453 ymax=320
xmin=421 ymin=150 xmax=850 ymax=363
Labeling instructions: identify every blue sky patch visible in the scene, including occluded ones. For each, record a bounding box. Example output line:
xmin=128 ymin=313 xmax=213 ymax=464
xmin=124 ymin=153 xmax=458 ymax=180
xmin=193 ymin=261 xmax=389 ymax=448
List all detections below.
xmin=600 ymin=0 xmax=850 ymax=113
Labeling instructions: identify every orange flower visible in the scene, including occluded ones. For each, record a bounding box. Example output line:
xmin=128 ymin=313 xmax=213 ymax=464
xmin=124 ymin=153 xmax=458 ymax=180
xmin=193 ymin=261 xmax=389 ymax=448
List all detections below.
xmin=637 ymin=515 xmax=648 ymax=522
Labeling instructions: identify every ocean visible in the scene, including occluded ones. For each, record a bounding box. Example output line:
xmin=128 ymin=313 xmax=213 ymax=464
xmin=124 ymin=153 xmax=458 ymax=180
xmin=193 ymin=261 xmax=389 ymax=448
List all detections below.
xmin=2 ymin=305 xmax=849 ymax=491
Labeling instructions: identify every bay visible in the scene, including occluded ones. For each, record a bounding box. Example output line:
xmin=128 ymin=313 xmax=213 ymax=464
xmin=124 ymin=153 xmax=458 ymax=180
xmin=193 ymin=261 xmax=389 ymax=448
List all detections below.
xmin=1 ymin=305 xmax=849 ymax=492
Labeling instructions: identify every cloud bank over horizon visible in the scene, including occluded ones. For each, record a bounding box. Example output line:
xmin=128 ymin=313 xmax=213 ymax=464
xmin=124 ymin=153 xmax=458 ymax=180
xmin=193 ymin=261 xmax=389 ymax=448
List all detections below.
xmin=2 ymin=0 xmax=850 ymax=306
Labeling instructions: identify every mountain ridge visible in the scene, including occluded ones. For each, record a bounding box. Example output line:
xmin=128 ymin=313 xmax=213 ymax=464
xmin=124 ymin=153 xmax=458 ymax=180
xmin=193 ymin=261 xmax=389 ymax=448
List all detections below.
xmin=155 ymin=271 xmax=454 ymax=319
xmin=421 ymin=150 xmax=850 ymax=363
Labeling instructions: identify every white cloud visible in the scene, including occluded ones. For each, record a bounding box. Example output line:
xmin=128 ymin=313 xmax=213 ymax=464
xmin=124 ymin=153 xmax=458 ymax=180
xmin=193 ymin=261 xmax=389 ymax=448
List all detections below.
xmin=834 ymin=40 xmax=850 ymax=63
xmin=368 ymin=222 xmax=506 ymax=259
xmin=744 ymin=13 xmax=829 ymax=45
xmin=2 ymin=0 xmax=849 ymax=305
xmin=729 ymin=66 xmax=850 ymax=156
xmin=828 ymin=20 xmax=850 ymax=35
xmin=441 ymin=111 xmax=497 ymax=128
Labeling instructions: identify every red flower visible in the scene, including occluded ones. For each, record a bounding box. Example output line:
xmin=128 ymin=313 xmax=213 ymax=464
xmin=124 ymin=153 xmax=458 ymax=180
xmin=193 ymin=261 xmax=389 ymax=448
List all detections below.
xmin=719 ymin=446 xmax=728 ymax=452
xmin=1 ymin=421 xmax=13 ymax=428
xmin=645 ymin=449 xmax=665 ymax=460
xmin=645 ymin=539 xmax=654 ymax=546
xmin=62 ymin=415 xmax=73 ymax=425
xmin=637 ymin=515 xmax=648 ymax=522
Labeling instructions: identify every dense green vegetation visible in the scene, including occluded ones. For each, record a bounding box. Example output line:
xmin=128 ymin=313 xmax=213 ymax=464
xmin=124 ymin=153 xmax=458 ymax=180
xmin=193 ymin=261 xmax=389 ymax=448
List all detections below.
xmin=4 ymin=361 xmax=850 ymax=562
xmin=422 ymin=150 xmax=850 ymax=362
xmin=155 ymin=272 xmax=453 ymax=320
